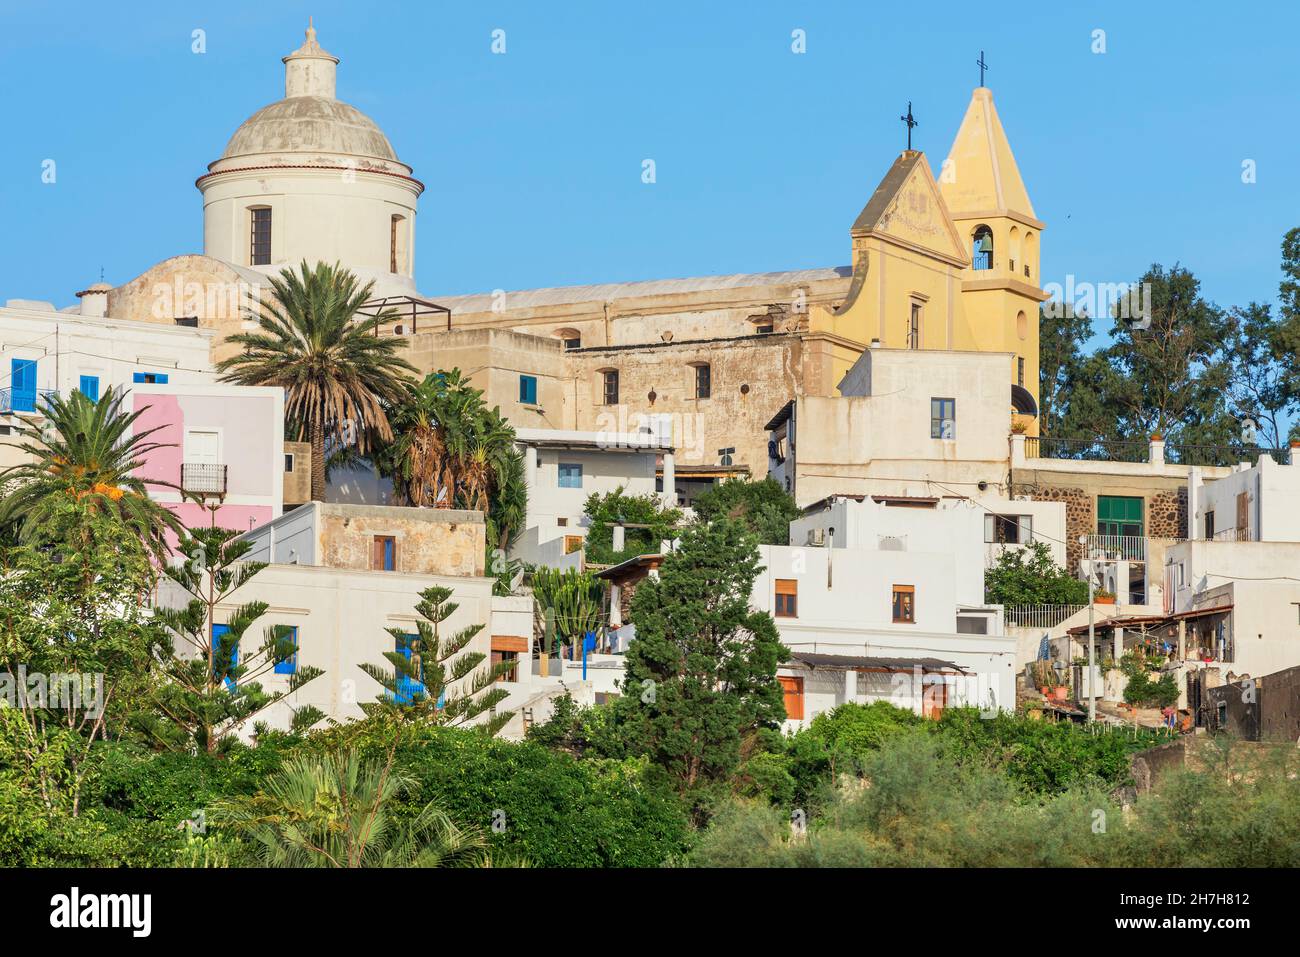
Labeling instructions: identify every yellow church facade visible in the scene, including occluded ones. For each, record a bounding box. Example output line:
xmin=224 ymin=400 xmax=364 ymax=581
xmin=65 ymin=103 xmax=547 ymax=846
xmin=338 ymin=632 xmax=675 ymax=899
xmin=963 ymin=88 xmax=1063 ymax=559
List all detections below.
xmin=809 ymin=86 xmax=1048 ymax=436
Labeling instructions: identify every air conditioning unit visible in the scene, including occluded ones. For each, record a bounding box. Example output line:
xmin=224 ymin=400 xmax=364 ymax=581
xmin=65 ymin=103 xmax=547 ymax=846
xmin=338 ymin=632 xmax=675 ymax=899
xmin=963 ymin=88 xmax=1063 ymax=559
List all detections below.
xmin=805 ymin=528 xmax=826 ymax=546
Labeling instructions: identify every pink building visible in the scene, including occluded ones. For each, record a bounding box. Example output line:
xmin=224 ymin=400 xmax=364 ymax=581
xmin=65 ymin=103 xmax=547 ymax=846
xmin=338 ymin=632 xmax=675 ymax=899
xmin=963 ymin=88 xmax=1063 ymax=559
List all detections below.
xmin=131 ymin=383 xmax=286 ymax=542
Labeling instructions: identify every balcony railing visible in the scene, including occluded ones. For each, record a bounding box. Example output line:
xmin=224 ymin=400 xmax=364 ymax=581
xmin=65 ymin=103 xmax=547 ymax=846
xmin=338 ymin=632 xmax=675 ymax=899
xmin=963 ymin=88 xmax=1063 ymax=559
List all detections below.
xmin=1085 ymin=534 xmax=1146 ymax=562
xmin=1024 ymin=435 xmax=1289 ymax=467
xmin=1005 ymin=604 xmax=1087 ymax=629
xmin=0 ymin=388 xmax=57 ymax=415
xmin=1209 ymin=526 xmax=1250 ymax=543
xmin=1023 ymin=436 xmax=1148 ymax=463
xmin=182 ymin=463 xmax=227 ymax=495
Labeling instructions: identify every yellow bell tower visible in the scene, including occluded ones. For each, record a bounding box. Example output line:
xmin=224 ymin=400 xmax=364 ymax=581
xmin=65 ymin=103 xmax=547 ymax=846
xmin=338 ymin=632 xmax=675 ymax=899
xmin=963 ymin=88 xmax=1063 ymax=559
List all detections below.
xmin=939 ymin=85 xmax=1048 ymax=435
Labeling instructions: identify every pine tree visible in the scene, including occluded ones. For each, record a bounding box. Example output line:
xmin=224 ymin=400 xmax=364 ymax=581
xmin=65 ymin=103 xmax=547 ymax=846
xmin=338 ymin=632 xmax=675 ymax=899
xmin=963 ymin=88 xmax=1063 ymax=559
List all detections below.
xmin=360 ymin=584 xmax=513 ymax=736
xmin=616 ymin=518 xmax=788 ymax=812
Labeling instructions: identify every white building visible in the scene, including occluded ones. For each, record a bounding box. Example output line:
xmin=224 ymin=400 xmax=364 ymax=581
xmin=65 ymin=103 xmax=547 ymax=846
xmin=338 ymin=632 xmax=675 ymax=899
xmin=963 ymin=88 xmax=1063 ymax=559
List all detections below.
xmin=767 ymin=347 xmax=1024 ymax=508
xmin=511 ymin=426 xmax=675 ymax=568
xmin=1188 ymin=452 xmax=1300 ymax=543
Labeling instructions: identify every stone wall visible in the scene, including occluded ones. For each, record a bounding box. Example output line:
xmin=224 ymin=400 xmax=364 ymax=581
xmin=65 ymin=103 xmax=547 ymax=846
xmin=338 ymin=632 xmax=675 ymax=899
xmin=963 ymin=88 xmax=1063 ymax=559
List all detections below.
xmin=566 ymin=333 xmax=802 ymax=474
xmin=1148 ymin=487 xmax=1188 ymax=539
xmin=1022 ymin=484 xmax=1092 ymax=570
xmin=318 ymin=506 xmax=484 ymax=577
xmin=283 ymin=440 xmax=311 ymax=505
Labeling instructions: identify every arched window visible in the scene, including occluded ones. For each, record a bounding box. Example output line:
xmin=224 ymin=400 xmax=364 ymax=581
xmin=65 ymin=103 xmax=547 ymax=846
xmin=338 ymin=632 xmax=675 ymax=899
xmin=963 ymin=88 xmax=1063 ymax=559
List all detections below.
xmin=1009 ymin=226 xmax=1020 ymax=273
xmin=1023 ymin=232 xmax=1036 ymax=280
xmin=249 ymin=206 xmax=272 ymax=265
xmin=972 ymin=225 xmax=993 ymax=271
xmin=554 ymin=328 xmax=582 ymax=350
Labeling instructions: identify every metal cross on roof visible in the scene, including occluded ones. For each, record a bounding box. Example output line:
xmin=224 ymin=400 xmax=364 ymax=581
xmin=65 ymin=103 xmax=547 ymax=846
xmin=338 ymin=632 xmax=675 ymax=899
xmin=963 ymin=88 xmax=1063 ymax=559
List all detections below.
xmin=899 ymin=102 xmax=918 ymax=150
xmin=977 ymin=50 xmax=989 ymax=87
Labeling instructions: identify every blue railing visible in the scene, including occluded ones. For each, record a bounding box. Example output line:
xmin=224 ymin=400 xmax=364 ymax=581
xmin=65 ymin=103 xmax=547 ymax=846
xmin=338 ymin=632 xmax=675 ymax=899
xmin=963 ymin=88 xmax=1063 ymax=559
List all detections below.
xmin=0 ymin=388 xmax=57 ymax=415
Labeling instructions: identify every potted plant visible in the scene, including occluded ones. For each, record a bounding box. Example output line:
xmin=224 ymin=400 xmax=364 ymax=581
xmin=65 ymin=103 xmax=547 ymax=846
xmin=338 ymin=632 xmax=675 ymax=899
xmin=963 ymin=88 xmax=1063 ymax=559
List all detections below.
xmin=1094 ymin=588 xmax=1116 ymax=606
xmin=1011 ymin=418 xmax=1029 ymax=435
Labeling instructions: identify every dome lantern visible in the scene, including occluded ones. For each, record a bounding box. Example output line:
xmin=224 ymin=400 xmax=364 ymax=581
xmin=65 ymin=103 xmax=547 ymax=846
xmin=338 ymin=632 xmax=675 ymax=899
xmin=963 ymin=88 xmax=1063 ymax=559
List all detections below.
xmin=284 ymin=17 xmax=339 ymax=99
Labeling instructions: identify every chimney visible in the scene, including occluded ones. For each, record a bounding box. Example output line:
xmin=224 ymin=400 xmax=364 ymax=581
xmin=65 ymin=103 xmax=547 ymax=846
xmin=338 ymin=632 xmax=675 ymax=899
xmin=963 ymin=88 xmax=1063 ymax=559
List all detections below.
xmin=75 ymin=282 xmax=110 ymax=318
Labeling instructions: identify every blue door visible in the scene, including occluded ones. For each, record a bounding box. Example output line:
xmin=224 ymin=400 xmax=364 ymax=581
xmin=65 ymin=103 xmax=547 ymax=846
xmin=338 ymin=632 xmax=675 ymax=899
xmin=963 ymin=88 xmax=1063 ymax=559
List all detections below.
xmin=78 ymin=375 xmax=100 ymax=402
xmin=10 ymin=359 xmax=36 ymax=412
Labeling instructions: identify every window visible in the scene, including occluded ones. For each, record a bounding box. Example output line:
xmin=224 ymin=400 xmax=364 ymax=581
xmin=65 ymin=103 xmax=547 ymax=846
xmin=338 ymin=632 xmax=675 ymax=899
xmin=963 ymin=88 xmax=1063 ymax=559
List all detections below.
xmin=250 ymin=207 xmax=272 ymax=265
xmin=211 ymin=623 xmax=237 ymax=690
xmin=694 ymin=363 xmax=711 ymax=399
xmin=133 ymin=372 xmax=169 ymax=384
xmin=1097 ymin=496 xmax=1143 ymax=538
xmin=390 ymin=214 xmax=405 ymax=274
xmin=372 ymin=535 xmax=396 ymax=571
xmin=984 ymin=514 xmax=1032 ymax=544
xmin=1236 ymin=491 xmax=1249 ymax=540
xmin=1204 ymin=510 xmax=1215 ymax=539
xmin=774 ymin=579 xmax=798 ymax=618
xmin=78 ymin=375 xmax=99 ymax=402
xmin=557 ymin=517 xmax=568 ymax=527
xmin=930 ymin=397 xmax=956 ymax=439
xmin=9 ymin=358 xmax=37 ymax=413
xmin=908 ymin=302 xmax=922 ymax=349
xmin=563 ymin=337 xmax=581 ymax=351
xmin=756 ymin=324 xmax=774 ymax=334
xmin=892 ymin=585 xmax=916 ymax=624
xmin=284 ymin=453 xmax=295 ymax=473
xmin=778 ymin=675 xmax=805 ymax=720
xmin=558 ymin=462 xmax=583 ymax=488
xmin=602 ymin=370 xmax=619 ymax=406
xmin=972 ymin=225 xmax=993 ymax=270
xmin=1017 ymin=357 xmax=1025 ymax=387
xmin=491 ymin=636 xmax=527 ymax=682
xmin=519 ymin=374 xmax=538 ymax=405
xmin=273 ymin=626 xmax=299 ymax=675
xmin=563 ymin=535 xmax=584 ymax=554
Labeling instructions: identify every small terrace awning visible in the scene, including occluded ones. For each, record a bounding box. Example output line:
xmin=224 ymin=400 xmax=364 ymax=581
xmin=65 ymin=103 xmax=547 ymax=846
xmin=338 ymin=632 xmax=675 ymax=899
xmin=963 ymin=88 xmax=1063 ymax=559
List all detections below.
xmin=1011 ymin=384 xmax=1038 ymax=416
xmin=787 ymin=652 xmax=968 ymax=674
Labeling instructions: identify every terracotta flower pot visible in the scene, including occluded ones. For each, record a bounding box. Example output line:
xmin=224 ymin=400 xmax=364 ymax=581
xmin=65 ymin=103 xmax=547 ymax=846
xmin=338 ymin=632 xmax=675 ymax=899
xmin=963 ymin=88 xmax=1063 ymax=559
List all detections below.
xmin=1095 ymin=596 xmax=1116 ymax=606
xmin=1053 ymin=686 xmax=1069 ymax=701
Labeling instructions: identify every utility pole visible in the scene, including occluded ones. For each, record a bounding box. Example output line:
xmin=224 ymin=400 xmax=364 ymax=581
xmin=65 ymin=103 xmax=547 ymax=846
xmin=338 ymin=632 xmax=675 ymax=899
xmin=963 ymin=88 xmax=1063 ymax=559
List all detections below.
xmin=1080 ymin=538 xmax=1111 ymax=723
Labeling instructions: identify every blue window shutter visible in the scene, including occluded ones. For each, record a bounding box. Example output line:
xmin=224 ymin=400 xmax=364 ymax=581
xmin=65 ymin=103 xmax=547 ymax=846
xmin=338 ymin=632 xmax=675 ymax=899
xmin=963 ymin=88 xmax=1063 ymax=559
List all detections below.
xmin=273 ymin=626 xmax=298 ymax=675
xmin=78 ymin=375 xmax=99 ymax=402
xmin=212 ymin=623 xmax=236 ymax=690
xmin=157 ymin=373 xmax=169 ymax=384
xmin=383 ymin=538 xmax=395 ymax=570
xmin=11 ymin=359 xmax=37 ymax=412
xmin=393 ymin=632 xmax=423 ymax=703
xmin=519 ymin=375 xmax=537 ymax=405
xmin=559 ymin=463 xmax=582 ymax=488
xmin=133 ymin=372 xmax=169 ymax=384
xmin=132 ymin=372 xmax=146 ymax=383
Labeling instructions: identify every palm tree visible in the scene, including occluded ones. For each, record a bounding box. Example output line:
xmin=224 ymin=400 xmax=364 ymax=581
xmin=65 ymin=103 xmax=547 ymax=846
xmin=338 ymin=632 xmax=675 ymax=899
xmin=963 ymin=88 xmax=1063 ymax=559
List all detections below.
xmin=0 ymin=386 xmax=186 ymax=560
xmin=212 ymin=749 xmax=491 ymax=867
xmin=217 ymin=261 xmax=416 ymax=501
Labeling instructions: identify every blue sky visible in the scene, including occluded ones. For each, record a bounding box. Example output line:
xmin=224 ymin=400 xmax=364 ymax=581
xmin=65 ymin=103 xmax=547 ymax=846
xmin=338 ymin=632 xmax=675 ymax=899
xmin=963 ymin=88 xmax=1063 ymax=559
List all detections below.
xmin=1 ymin=0 xmax=1296 ymax=341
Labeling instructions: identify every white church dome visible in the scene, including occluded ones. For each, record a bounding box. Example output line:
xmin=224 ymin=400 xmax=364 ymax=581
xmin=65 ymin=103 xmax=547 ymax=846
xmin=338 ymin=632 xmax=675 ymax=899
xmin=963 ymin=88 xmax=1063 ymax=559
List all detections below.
xmin=198 ymin=20 xmax=421 ymax=288
xmin=222 ymin=96 xmax=398 ymax=164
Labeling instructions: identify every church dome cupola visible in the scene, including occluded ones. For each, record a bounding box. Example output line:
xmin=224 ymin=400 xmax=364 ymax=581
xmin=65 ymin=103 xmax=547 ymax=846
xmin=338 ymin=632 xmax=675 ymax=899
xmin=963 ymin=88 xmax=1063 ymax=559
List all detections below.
xmin=198 ymin=21 xmax=421 ymax=289
xmin=284 ymin=18 xmax=338 ymax=99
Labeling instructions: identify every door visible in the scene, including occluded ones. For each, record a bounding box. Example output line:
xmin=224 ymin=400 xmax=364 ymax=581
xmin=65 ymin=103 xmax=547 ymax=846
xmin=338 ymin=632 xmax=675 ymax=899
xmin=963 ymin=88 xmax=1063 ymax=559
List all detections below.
xmin=1235 ymin=492 xmax=1249 ymax=540
xmin=184 ymin=430 xmax=220 ymax=465
xmin=10 ymin=359 xmax=36 ymax=412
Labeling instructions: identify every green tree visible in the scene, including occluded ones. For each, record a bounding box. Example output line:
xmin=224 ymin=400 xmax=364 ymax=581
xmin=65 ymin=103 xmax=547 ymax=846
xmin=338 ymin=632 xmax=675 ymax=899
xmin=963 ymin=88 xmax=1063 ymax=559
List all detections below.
xmin=212 ymin=748 xmax=489 ymax=867
xmin=615 ymin=518 xmax=788 ymax=813
xmin=0 ymin=386 xmax=187 ymax=562
xmin=1092 ymin=264 xmax=1236 ymax=448
xmin=360 ymin=584 xmax=513 ymax=736
xmin=143 ymin=526 xmax=325 ymax=753
xmin=691 ymin=477 xmax=801 ymax=545
xmin=0 ymin=499 xmax=164 ymax=816
xmin=217 ymin=260 xmax=416 ymax=501
xmin=984 ymin=540 xmax=1088 ymax=606
xmin=1037 ymin=303 xmax=1101 ymax=439
xmin=582 ymin=487 xmax=683 ymax=564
